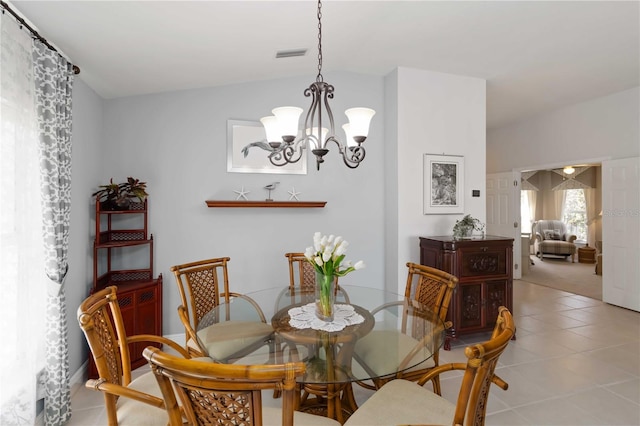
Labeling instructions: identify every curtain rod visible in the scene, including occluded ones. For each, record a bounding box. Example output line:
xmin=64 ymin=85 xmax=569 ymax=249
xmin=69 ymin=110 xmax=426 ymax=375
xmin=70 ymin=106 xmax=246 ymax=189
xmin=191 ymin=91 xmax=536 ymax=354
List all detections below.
xmin=1 ymin=0 xmax=80 ymax=75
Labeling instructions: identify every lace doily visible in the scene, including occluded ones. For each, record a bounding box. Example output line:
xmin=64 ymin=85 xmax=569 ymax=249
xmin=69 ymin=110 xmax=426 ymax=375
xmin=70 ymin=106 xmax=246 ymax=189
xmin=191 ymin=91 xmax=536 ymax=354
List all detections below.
xmin=288 ymin=303 xmax=364 ymax=332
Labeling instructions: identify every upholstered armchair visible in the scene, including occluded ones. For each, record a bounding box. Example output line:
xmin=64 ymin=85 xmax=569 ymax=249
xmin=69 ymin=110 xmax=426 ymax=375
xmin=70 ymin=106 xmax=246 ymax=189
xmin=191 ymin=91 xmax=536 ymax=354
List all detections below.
xmin=532 ymin=220 xmax=577 ymax=262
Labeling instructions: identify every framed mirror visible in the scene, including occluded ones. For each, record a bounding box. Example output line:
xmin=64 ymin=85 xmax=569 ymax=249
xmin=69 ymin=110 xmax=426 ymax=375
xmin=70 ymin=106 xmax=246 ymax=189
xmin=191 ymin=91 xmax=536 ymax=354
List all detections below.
xmin=226 ymin=119 xmax=307 ymax=174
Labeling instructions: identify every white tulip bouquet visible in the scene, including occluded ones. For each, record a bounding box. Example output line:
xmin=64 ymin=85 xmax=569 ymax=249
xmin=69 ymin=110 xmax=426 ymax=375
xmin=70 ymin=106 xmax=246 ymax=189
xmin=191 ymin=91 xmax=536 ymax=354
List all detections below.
xmin=304 ymin=232 xmax=365 ymax=277
xmin=304 ymin=232 xmax=365 ymax=320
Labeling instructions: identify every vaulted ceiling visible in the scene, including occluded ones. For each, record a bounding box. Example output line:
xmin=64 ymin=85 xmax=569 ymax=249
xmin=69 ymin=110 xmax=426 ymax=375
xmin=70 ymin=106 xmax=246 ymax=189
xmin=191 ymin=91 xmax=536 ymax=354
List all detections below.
xmin=10 ymin=1 xmax=639 ymax=130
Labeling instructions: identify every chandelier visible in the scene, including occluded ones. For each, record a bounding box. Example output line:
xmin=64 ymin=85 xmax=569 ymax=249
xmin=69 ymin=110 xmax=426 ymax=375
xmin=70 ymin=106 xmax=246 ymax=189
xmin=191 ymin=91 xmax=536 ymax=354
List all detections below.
xmin=244 ymin=0 xmax=375 ymax=170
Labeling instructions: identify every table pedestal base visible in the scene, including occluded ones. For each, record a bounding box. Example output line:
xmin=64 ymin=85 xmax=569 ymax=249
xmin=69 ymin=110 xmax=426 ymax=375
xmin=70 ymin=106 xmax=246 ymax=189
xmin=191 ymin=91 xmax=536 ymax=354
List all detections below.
xmin=297 ymin=382 xmax=358 ymax=424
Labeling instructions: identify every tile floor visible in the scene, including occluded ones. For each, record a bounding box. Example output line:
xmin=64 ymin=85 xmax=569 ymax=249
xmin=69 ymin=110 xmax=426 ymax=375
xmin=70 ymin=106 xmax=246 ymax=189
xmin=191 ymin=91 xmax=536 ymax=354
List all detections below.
xmin=67 ymin=280 xmax=640 ymax=425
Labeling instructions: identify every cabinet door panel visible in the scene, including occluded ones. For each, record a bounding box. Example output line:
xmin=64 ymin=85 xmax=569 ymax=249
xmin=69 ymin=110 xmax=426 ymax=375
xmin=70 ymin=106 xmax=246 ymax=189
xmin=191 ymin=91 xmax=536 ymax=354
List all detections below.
xmin=458 ymin=284 xmax=483 ymax=330
xmin=133 ymin=287 xmax=161 ymax=360
xmin=117 ymin=291 xmax=136 ymax=334
xmin=116 ymin=291 xmax=139 ymax=363
xmin=485 ymin=280 xmax=509 ymax=327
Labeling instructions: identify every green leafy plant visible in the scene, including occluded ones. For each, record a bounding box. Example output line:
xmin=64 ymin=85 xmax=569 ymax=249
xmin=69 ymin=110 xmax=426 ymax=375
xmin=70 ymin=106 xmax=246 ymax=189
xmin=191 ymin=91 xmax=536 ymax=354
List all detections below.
xmin=92 ymin=177 xmax=148 ymax=209
xmin=453 ymin=214 xmax=485 ymax=239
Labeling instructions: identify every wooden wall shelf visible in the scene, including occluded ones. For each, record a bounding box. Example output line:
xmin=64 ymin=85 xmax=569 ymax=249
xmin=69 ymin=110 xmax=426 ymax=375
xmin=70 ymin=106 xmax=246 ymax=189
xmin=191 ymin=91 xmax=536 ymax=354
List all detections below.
xmin=205 ymin=200 xmax=326 ymax=208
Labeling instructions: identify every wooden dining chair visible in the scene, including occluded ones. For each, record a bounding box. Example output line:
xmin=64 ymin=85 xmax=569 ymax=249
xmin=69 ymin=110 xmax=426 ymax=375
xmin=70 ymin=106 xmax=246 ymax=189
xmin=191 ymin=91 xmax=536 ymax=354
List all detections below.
xmin=353 ymin=262 xmax=457 ymax=394
xmin=77 ymin=286 xmax=199 ymax=426
xmin=344 ymin=306 xmax=515 ymax=426
xmin=286 ymin=252 xmax=317 ymax=293
xmin=284 ymin=252 xmax=349 ymax=303
xmin=143 ymin=346 xmax=341 ymax=426
xmin=170 ymin=257 xmax=274 ymax=361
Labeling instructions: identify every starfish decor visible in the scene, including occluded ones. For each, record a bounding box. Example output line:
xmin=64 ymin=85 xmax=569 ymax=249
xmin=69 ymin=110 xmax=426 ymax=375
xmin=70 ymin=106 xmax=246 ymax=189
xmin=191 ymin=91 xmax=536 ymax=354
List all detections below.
xmin=233 ymin=186 xmax=250 ymax=201
xmin=288 ymin=187 xmax=301 ymax=201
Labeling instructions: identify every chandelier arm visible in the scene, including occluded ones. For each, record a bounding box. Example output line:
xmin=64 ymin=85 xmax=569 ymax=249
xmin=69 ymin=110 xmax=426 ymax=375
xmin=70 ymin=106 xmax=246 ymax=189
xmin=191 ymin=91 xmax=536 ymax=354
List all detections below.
xmin=322 ymin=83 xmax=336 ymax=141
xmin=281 ymin=141 xmax=306 ymax=164
xmin=341 ymin=154 xmax=361 ymax=169
xmin=339 ymin=144 xmax=366 ymax=169
xmin=324 ymin=136 xmax=342 ymax=150
xmin=268 ymin=150 xmax=292 ymax=167
xmin=304 ymin=85 xmax=319 ymax=129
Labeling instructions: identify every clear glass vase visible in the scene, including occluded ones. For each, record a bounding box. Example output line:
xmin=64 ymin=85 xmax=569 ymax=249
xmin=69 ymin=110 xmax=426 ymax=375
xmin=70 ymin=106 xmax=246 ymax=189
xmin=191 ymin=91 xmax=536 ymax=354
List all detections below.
xmin=315 ymin=271 xmax=336 ymax=322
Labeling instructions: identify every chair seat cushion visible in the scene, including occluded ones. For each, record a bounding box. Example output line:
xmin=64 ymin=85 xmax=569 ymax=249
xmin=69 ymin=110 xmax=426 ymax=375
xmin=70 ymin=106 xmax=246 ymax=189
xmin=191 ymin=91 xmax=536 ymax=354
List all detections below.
xmin=344 ymin=379 xmax=455 ymax=426
xmin=354 ymin=330 xmax=435 ymax=377
xmin=538 ymin=240 xmax=575 ymax=255
xmin=116 ymin=371 xmax=166 ymax=425
xmin=263 ymin=406 xmax=341 ymax=425
xmin=196 ymin=320 xmax=273 ymax=361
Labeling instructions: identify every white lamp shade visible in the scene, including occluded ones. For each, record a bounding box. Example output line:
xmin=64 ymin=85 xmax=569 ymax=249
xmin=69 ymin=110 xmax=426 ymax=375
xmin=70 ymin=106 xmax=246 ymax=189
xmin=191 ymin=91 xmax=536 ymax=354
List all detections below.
xmin=345 ymin=107 xmax=375 ymax=137
xmin=342 ymin=123 xmax=357 ymax=147
xmin=272 ymin=106 xmax=303 ymax=137
xmin=563 ymin=166 xmax=575 ymax=175
xmin=305 ymin=127 xmax=328 ymax=149
xmin=260 ymin=116 xmax=281 ymax=142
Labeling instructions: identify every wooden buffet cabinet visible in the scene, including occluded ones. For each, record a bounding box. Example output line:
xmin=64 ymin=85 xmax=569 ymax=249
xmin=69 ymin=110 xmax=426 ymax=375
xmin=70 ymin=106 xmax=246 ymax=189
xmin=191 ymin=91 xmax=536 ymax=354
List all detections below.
xmin=419 ymin=236 xmax=514 ymax=348
xmin=89 ymin=199 xmax=163 ymax=378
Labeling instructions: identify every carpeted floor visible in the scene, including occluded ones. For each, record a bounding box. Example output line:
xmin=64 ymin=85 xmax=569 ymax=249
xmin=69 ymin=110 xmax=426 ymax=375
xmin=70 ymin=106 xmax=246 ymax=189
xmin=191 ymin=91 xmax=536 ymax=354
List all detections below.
xmin=517 ymin=254 xmax=602 ymax=300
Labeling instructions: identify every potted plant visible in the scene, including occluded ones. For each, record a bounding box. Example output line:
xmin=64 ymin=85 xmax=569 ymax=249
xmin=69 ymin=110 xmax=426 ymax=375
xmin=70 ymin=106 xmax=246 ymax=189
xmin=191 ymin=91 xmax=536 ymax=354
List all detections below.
xmin=452 ymin=214 xmax=485 ymax=239
xmin=93 ymin=177 xmax=148 ymax=210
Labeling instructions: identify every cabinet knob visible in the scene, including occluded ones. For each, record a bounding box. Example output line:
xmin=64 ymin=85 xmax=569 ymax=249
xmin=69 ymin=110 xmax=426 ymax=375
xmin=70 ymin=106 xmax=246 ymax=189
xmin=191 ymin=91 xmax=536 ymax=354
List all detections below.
xmin=480 ymin=247 xmax=489 ymax=252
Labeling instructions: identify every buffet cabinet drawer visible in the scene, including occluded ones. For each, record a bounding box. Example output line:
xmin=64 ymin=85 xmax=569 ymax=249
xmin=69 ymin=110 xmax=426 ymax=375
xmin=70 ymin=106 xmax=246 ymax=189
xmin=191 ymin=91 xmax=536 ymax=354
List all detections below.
xmin=459 ymin=246 xmax=509 ymax=278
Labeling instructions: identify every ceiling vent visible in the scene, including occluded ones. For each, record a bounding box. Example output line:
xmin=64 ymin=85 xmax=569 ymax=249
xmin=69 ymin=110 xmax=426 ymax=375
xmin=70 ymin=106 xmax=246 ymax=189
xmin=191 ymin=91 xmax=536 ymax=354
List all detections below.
xmin=276 ymin=49 xmax=307 ymax=58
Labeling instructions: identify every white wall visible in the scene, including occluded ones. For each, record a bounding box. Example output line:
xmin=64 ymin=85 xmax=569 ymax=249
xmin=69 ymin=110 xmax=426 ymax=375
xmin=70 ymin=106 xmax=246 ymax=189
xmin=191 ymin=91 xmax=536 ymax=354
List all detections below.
xmin=101 ymin=72 xmax=385 ymax=335
xmin=386 ymin=67 xmax=487 ymax=292
xmin=487 ymin=87 xmax=640 ymax=172
xmin=68 ymin=68 xmax=488 ymax=374
xmin=68 ymin=78 xmax=104 ymax=373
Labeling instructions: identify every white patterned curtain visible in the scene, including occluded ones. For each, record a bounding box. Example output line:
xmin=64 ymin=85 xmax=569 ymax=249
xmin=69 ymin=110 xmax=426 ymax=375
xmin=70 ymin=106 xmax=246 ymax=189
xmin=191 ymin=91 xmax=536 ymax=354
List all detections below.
xmin=0 ymin=13 xmax=47 ymax=425
xmin=33 ymin=42 xmax=74 ymax=425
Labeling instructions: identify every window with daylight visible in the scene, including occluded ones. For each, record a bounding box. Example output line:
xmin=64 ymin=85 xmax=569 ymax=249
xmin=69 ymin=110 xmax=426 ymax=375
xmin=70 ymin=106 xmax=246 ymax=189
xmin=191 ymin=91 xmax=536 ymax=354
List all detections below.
xmin=0 ymin=14 xmax=47 ymax=423
xmin=521 ymin=191 xmax=533 ymax=234
xmin=562 ymin=189 xmax=587 ymax=242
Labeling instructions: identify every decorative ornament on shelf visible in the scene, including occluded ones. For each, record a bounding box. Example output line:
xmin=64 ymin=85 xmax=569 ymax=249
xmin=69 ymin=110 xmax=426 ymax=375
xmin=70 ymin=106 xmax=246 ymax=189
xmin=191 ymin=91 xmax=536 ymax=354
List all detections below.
xmin=304 ymin=232 xmax=365 ymax=322
xmin=264 ymin=181 xmax=279 ymax=201
xmin=92 ymin=177 xmax=148 ymax=210
xmin=288 ymin=187 xmax=301 ymax=201
xmin=241 ymin=0 xmax=375 ymax=171
xmin=233 ymin=186 xmax=250 ymax=201
xmin=452 ymin=214 xmax=485 ymax=240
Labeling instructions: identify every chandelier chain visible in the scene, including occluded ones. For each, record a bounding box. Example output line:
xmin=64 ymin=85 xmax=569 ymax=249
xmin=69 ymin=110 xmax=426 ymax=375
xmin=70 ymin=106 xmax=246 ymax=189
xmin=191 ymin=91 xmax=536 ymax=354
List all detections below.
xmin=316 ymin=0 xmax=323 ymax=82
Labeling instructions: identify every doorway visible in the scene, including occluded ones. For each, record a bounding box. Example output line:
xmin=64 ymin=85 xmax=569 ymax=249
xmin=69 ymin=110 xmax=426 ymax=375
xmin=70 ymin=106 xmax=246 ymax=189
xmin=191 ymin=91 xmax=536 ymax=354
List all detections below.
xmin=519 ymin=163 xmax=603 ymax=300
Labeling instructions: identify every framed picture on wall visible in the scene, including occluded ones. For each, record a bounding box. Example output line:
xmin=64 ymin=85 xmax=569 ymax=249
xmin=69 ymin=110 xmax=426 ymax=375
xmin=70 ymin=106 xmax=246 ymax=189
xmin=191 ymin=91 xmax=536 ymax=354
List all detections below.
xmin=424 ymin=154 xmax=464 ymax=214
xmin=226 ymin=120 xmax=307 ymax=174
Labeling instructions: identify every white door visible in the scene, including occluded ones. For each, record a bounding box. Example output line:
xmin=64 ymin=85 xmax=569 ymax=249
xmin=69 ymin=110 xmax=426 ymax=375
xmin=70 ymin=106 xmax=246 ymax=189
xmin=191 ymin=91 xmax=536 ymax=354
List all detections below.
xmin=486 ymin=172 xmax=521 ymax=279
xmin=602 ymin=157 xmax=640 ymax=312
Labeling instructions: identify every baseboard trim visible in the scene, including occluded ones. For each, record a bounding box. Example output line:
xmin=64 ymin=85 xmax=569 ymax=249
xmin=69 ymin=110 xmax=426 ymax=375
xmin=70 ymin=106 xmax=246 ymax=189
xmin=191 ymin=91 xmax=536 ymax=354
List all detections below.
xmin=164 ymin=333 xmax=184 ymax=344
xmin=71 ymin=359 xmax=88 ymax=388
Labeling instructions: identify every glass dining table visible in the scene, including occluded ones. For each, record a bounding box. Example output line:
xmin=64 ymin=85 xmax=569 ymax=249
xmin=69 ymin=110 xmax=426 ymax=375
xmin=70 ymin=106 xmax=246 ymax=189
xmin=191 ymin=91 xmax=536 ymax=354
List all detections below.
xmin=196 ymin=285 xmax=445 ymax=424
